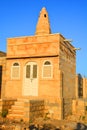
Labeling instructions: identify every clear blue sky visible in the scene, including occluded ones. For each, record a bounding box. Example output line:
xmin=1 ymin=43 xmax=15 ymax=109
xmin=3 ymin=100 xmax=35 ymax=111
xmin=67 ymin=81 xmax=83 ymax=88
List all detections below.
xmin=0 ymin=0 xmax=87 ymax=76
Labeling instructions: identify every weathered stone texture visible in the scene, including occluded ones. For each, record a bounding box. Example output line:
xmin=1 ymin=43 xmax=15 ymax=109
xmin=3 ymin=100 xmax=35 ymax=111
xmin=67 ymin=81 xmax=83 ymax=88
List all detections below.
xmin=59 ymin=36 xmax=76 ymax=99
xmin=72 ymin=99 xmax=86 ymax=115
xmin=7 ymin=34 xmax=60 ymax=58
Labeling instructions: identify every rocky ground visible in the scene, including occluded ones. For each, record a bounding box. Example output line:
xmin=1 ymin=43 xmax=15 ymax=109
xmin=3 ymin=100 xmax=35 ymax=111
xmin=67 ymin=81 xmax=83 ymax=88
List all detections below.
xmin=0 ymin=115 xmax=87 ymax=130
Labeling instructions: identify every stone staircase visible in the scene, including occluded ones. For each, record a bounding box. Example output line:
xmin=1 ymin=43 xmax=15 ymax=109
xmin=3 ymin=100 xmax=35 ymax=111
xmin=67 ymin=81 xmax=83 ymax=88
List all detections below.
xmin=8 ymin=99 xmax=29 ymax=121
xmin=7 ymin=97 xmax=45 ymax=122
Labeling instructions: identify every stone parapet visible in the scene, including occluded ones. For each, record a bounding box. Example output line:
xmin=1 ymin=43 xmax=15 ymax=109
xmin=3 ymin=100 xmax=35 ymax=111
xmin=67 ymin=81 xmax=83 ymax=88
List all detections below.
xmin=7 ymin=34 xmax=60 ymax=58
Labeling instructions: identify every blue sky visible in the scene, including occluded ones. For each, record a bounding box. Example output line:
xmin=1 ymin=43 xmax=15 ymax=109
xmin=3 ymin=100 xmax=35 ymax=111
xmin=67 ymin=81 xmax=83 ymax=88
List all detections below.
xmin=0 ymin=0 xmax=87 ymax=76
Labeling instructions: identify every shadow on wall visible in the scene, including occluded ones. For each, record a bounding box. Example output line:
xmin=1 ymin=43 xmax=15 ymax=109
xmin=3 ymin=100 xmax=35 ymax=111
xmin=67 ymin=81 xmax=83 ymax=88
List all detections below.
xmin=76 ymin=122 xmax=87 ymax=130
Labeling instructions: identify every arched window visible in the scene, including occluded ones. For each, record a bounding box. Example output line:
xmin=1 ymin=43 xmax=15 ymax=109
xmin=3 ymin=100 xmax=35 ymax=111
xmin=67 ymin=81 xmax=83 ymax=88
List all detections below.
xmin=42 ymin=61 xmax=53 ymax=78
xmin=11 ymin=62 xmax=20 ymax=79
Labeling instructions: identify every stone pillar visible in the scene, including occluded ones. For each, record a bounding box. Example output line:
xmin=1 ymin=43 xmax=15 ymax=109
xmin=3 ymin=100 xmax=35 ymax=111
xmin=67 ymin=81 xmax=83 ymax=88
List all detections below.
xmin=76 ymin=75 xmax=78 ymax=98
xmin=24 ymin=100 xmax=30 ymax=122
xmin=83 ymin=77 xmax=86 ymax=98
xmin=58 ymin=70 xmax=63 ymax=98
xmin=59 ymin=98 xmax=63 ymax=119
xmin=72 ymin=99 xmax=77 ymax=114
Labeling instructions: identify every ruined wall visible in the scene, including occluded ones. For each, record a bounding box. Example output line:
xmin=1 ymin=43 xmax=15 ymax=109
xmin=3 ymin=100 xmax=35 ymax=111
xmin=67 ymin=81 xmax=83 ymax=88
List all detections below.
xmin=76 ymin=74 xmax=83 ymax=98
xmin=76 ymin=76 xmax=87 ymax=99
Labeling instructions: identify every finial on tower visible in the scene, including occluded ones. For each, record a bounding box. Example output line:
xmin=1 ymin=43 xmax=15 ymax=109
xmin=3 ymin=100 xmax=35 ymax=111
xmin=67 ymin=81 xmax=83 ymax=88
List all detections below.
xmin=35 ymin=7 xmax=51 ymax=35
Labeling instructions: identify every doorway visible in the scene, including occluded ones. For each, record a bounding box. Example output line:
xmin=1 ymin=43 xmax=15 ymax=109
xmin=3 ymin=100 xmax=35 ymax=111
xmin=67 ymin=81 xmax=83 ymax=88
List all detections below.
xmin=23 ymin=62 xmax=38 ymax=96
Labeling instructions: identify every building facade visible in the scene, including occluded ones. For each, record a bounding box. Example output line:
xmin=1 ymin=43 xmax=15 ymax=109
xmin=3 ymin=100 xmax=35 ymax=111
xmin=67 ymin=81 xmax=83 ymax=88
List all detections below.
xmin=0 ymin=7 xmax=86 ymax=121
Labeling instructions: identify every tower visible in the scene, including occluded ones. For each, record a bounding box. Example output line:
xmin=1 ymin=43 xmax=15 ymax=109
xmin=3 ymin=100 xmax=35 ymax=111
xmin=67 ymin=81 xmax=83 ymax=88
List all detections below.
xmin=35 ymin=7 xmax=51 ymax=35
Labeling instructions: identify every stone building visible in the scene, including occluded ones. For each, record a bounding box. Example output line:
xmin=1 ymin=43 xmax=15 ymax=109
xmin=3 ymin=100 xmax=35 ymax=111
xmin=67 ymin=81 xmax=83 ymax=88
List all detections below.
xmin=0 ymin=7 xmax=86 ymax=121
xmin=75 ymin=74 xmax=87 ymax=99
xmin=72 ymin=74 xmax=87 ymax=116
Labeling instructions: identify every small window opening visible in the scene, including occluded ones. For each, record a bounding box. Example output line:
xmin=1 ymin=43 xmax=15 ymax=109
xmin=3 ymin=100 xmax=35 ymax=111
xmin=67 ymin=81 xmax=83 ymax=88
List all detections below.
xmin=42 ymin=60 xmax=53 ymax=78
xmin=13 ymin=63 xmax=19 ymax=66
xmin=11 ymin=62 xmax=20 ymax=79
xmin=44 ymin=61 xmax=51 ymax=65
xmin=44 ymin=14 xmax=46 ymax=17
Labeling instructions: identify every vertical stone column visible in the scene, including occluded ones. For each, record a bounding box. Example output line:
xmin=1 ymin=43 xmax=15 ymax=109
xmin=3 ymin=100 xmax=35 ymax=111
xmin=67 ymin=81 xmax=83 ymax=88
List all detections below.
xmin=72 ymin=100 xmax=77 ymax=114
xmin=59 ymin=98 xmax=63 ymax=119
xmin=83 ymin=77 xmax=86 ymax=98
xmin=76 ymin=75 xmax=79 ymax=98
xmin=58 ymin=70 xmax=63 ymax=98
xmin=24 ymin=100 xmax=30 ymax=122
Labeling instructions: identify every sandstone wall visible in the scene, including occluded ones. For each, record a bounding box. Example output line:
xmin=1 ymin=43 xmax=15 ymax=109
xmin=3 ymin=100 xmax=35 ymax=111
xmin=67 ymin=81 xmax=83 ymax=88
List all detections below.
xmin=72 ymin=99 xmax=87 ymax=115
xmin=7 ymin=34 xmax=60 ymax=58
xmin=0 ymin=57 xmax=6 ymax=98
xmin=83 ymin=77 xmax=87 ymax=98
xmin=5 ymin=57 xmax=63 ymax=98
xmin=59 ymin=35 xmax=76 ymax=118
xmin=59 ymin=35 xmax=76 ymax=99
xmin=21 ymin=97 xmax=63 ymax=121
